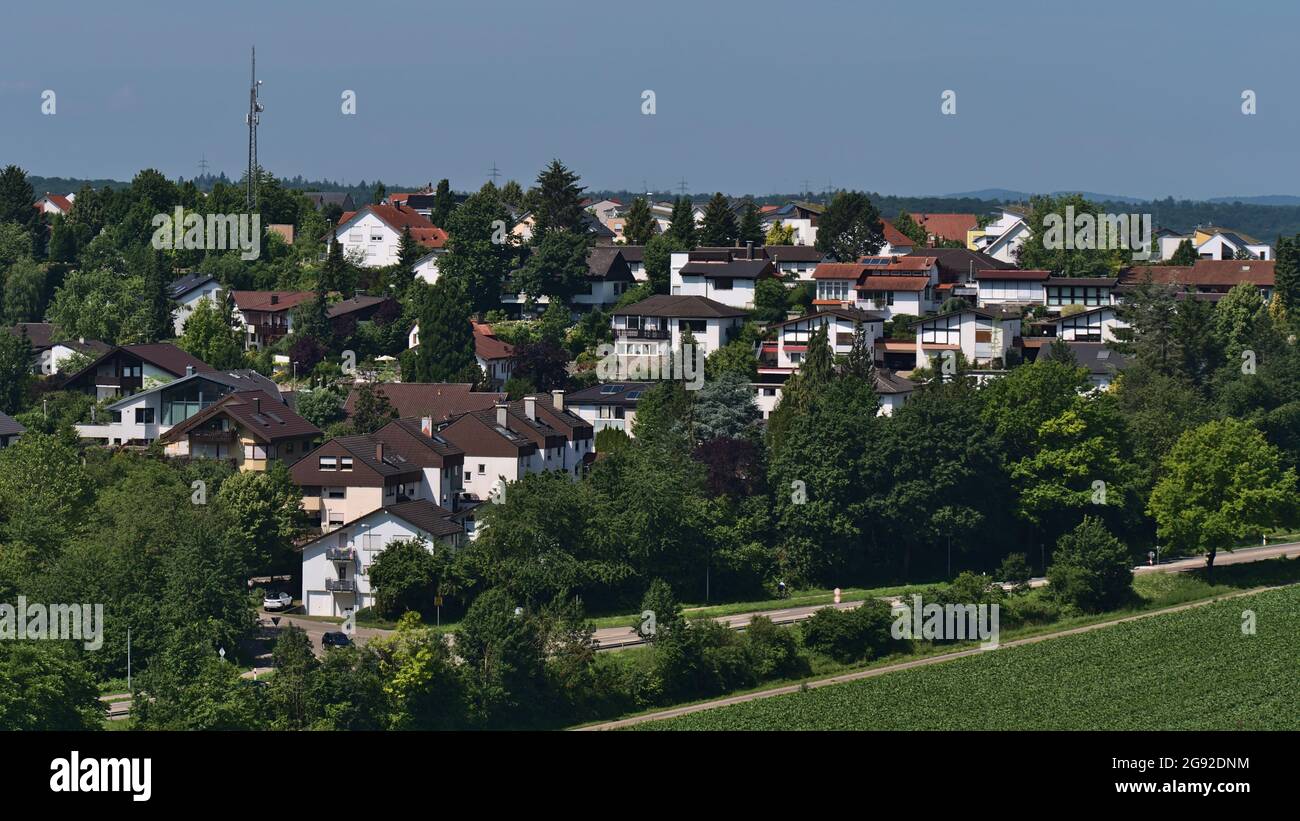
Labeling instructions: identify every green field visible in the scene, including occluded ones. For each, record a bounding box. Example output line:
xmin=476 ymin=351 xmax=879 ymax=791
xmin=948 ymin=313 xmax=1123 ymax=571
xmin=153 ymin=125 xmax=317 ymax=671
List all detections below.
xmin=639 ymin=586 xmax=1300 ymax=730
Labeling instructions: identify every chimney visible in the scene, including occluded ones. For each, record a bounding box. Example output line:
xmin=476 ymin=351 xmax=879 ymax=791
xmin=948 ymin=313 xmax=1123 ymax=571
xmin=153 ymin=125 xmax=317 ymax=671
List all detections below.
xmin=524 ymin=395 xmax=537 ymax=421
xmin=270 ymin=294 xmax=279 ymax=305
xmin=495 ymin=402 xmax=508 ymax=428
xmin=746 ymin=240 xmax=754 ymax=260
xmin=376 ymin=441 xmax=384 ymax=462
xmin=551 ymin=389 xmax=565 ymax=411
xmin=185 ymin=365 xmax=195 ymax=376
xmin=254 ymin=396 xmax=261 ymax=414
xmin=420 ymin=416 xmax=433 ymax=437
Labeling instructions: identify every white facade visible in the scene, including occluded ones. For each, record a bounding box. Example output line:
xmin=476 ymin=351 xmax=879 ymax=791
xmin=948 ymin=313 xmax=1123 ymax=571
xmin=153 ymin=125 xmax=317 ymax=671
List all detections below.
xmin=977 ymin=277 xmax=1045 ymax=308
xmin=914 ymin=310 xmax=1021 ymax=368
xmin=412 ymin=251 xmax=445 ymax=284
xmin=301 ymin=509 xmax=462 ymax=617
xmin=337 ymin=211 xmax=403 ymax=267
xmin=1047 ymin=307 xmax=1127 ymax=342
xmin=173 ymin=280 xmax=223 ymax=336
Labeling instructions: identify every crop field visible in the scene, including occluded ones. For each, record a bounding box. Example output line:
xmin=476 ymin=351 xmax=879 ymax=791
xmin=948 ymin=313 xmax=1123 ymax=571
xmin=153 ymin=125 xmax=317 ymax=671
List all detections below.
xmin=640 ymin=586 xmax=1300 ymax=730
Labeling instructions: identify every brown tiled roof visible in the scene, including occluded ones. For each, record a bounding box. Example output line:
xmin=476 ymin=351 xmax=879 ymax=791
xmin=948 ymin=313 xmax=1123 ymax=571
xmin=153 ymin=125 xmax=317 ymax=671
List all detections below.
xmin=375 ymin=418 xmax=464 ymax=467
xmin=0 ymin=411 xmax=24 ymax=437
xmin=159 ymin=390 xmax=321 ymax=445
xmin=1121 ymin=260 xmax=1273 ymax=288
xmin=342 ymin=383 xmax=505 ymax=422
xmin=437 ymin=410 xmax=538 ymax=458
xmin=909 ymin=213 xmax=978 ymax=243
xmin=812 ymin=262 xmax=869 ymax=280
xmin=678 ymin=258 xmax=776 ymax=279
xmin=587 ymin=247 xmax=635 ymax=281
xmin=37 ymin=193 xmax=73 ymax=212
xmin=231 ymin=291 xmax=314 ymax=313
xmin=384 ymin=499 xmax=464 ymax=538
xmin=327 ymin=294 xmax=392 ymax=319
xmin=509 ymin=396 xmax=593 ymax=441
xmin=883 ymin=221 xmax=914 ymax=246
xmin=856 ymin=276 xmax=931 ymax=292
xmin=123 ymin=343 xmax=214 ymax=376
xmin=859 ymin=255 xmax=937 ymax=271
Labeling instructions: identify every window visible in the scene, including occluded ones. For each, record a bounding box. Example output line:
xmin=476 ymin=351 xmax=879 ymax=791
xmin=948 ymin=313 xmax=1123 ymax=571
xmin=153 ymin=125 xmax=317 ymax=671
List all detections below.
xmin=975 ymin=330 xmax=992 ymax=343
xmin=135 ymin=407 xmax=155 ymax=424
xmin=325 ymin=487 xmax=345 ymax=500
xmin=713 ymin=278 xmax=733 ymax=290
xmin=285 ymin=442 xmax=294 ymax=454
xmin=678 ymin=319 xmax=706 ymax=333
xmin=340 ymin=457 xmax=353 ymax=471
xmin=818 ymin=280 xmax=850 ymax=301
xmin=369 ymin=231 xmax=384 ymax=242
xmin=320 ymin=456 xmax=338 ymax=471
xmin=111 ymin=410 xmax=122 ymax=423
xmin=477 ymin=464 xmax=486 ymax=475
xmin=348 ymin=231 xmax=362 ymax=242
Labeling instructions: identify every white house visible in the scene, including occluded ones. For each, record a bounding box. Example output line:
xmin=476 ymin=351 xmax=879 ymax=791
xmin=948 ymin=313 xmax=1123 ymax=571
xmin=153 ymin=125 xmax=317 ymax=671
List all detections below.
xmin=912 ymin=307 xmax=1022 ymax=369
xmin=334 ymin=204 xmax=448 ymax=268
xmin=168 ymin=273 xmax=224 ymax=336
xmin=761 ymin=202 xmax=823 ymax=246
xmin=33 ymin=193 xmax=73 ymax=217
xmin=764 ymin=245 xmax=826 ymax=281
xmin=670 ymin=246 xmax=776 ymax=309
xmin=976 ymin=269 xmax=1049 ymax=309
xmin=563 ymin=382 xmax=651 ymax=438
xmin=812 ymin=257 xmax=940 ymax=319
xmin=411 ymin=250 xmax=446 ymax=284
xmin=501 ymin=247 xmax=635 ymax=314
xmin=1043 ymin=277 xmax=1119 ymax=313
xmin=611 ymin=294 xmax=747 ymax=374
xmin=300 ymin=499 xmax=465 ymax=617
xmin=1038 ymin=305 xmax=1128 ymax=342
xmin=974 ymin=209 xmax=1030 ymax=263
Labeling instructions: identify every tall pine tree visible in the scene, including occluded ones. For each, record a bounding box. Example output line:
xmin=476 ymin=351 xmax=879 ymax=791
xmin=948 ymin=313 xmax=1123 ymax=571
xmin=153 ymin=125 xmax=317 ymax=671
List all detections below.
xmin=698 ymin=193 xmax=738 ymax=247
xmin=405 ymin=278 xmax=479 ymax=383
xmin=667 ymin=196 xmax=697 ymax=247
xmin=623 ymin=197 xmax=657 ymax=245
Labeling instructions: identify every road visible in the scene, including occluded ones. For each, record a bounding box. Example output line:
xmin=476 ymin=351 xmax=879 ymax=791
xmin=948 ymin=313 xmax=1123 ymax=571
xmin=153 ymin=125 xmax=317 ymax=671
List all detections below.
xmin=100 ymin=540 xmax=1300 ymax=718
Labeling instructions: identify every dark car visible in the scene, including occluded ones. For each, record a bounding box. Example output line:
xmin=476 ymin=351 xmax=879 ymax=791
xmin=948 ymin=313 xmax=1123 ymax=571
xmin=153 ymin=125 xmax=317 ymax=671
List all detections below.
xmin=322 ymin=631 xmax=352 ymax=647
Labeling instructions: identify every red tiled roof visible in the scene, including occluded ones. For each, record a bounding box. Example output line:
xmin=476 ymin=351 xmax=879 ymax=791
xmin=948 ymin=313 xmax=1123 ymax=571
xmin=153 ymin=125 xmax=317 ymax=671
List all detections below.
xmin=36 ymin=193 xmax=73 ymax=213
xmin=910 ymin=213 xmax=978 ymax=244
xmin=339 ymin=204 xmax=448 ymax=249
xmin=883 ymin=221 xmax=914 ymax=246
xmin=231 ymin=290 xmax=313 ymax=313
xmin=813 ymin=263 xmax=868 ymax=280
xmin=343 ymin=383 xmax=504 ymax=422
xmin=472 ymin=323 xmax=514 ymax=361
xmin=856 ymin=276 xmax=931 ymax=292
xmin=1122 ymin=260 xmax=1273 ymax=288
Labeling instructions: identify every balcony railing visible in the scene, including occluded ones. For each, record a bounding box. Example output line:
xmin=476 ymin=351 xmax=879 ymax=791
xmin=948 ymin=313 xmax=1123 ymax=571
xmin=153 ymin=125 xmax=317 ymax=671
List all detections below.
xmin=594 ymin=418 xmax=626 ymax=432
xmin=615 ymin=327 xmax=670 ymax=339
xmin=189 ymin=429 xmax=236 ymax=443
xmin=326 ymin=547 xmax=357 ymax=562
xmin=325 ymin=578 xmax=356 ymax=592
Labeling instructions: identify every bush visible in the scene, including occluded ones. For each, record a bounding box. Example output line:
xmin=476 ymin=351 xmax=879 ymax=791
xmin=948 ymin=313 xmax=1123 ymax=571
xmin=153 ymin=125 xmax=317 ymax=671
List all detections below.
xmin=998 ymin=553 xmax=1033 ymax=591
xmin=800 ymin=599 xmax=899 ymax=663
xmin=742 ymin=616 xmax=809 ymax=680
xmin=1048 ymin=516 xmax=1135 ymax=612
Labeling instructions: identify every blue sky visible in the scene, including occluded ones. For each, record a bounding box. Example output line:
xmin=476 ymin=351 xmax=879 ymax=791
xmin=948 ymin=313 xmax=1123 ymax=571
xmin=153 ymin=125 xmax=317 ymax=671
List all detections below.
xmin=2 ymin=0 xmax=1298 ymax=199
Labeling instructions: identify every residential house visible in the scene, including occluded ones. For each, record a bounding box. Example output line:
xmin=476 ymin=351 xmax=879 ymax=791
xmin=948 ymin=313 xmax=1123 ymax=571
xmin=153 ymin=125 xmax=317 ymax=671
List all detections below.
xmin=4 ymin=323 xmax=110 ymax=375
xmin=1119 ymin=259 xmax=1274 ymax=303
xmin=972 ymin=208 xmax=1030 ymax=263
xmin=231 ymin=290 xmax=313 ymax=349
xmin=670 ymin=245 xmax=776 ymax=309
xmin=75 ymin=366 xmax=282 ymax=446
xmin=501 ymin=247 xmax=635 ymax=314
xmin=327 ymin=294 xmax=398 ymax=337
xmin=909 ymin=213 xmax=979 ymax=247
xmin=811 ymin=256 xmax=940 ymax=319
xmin=405 ymin=320 xmax=517 ymax=389
xmin=303 ymin=192 xmax=356 ymax=213
xmin=1189 ymin=227 xmax=1272 ymax=261
xmin=618 ymin=245 xmax=647 ymax=281
xmin=301 ymin=499 xmax=466 ymax=617
xmin=878 ymin=221 xmax=918 ymax=256
xmin=976 ymin=269 xmax=1050 ymax=309
xmin=435 ymin=403 xmax=543 ymax=504
xmin=911 ymin=307 xmax=1022 ymax=369
xmin=611 ymin=295 xmax=747 ymax=374
xmin=334 ymin=203 xmax=449 ymax=268
xmin=61 ymin=342 xmax=213 ymax=401
xmin=564 ymin=382 xmax=651 ymax=438
xmin=1043 ymin=277 xmax=1119 ymax=313
xmin=1034 ymin=340 xmax=1132 ymax=390
xmin=1035 ymin=306 xmax=1128 ymax=343
xmin=919 ymin=247 xmax=1015 ymax=303
xmin=168 ymin=272 xmax=223 ymax=336
xmin=33 ymin=193 xmax=73 ymax=217
xmin=764 ymin=245 xmax=827 ymax=281
xmin=0 ymin=412 xmax=24 ymax=448
xmin=511 ymin=211 xmax=617 ymax=245
xmin=761 ymin=201 xmax=823 ymax=246
xmin=158 ymin=389 xmax=319 ymax=468
xmin=292 ymin=435 xmax=429 ymax=532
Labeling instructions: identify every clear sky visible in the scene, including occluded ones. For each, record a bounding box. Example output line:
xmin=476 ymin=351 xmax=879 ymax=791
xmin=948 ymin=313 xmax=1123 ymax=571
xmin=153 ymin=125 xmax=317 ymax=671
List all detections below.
xmin=2 ymin=0 xmax=1298 ymax=199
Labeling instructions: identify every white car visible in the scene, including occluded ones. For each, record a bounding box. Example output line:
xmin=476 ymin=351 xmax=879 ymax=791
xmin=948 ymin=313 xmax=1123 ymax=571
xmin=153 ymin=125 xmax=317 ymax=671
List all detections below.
xmin=263 ymin=591 xmax=293 ymax=611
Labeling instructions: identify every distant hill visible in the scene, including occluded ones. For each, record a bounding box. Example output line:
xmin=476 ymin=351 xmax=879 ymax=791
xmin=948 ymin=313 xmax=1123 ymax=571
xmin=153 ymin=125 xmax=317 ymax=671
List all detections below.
xmin=1207 ymin=195 xmax=1300 ymax=206
xmin=941 ymin=188 xmax=1146 ymax=205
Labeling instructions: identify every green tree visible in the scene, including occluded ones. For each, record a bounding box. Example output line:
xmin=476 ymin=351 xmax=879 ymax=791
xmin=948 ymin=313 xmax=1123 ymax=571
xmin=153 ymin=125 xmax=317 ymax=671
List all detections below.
xmin=637 ymin=577 xmax=685 ymax=641
xmin=0 ymin=642 xmax=103 ymax=730
xmin=623 ymin=196 xmax=657 ymax=245
xmin=368 ymin=538 xmax=441 ymax=618
xmin=215 ymin=462 xmax=304 ymax=573
xmin=667 ymin=196 xmax=697 ymax=247
xmin=815 ymin=191 xmax=885 ymax=262
xmin=368 ymin=613 xmax=464 ymax=729
xmin=0 ymin=166 xmax=37 ymax=231
xmin=1168 ymin=238 xmax=1198 ymax=266
xmin=517 ymin=231 xmax=592 ymax=302
xmin=438 ymin=187 xmax=517 ymax=314
xmin=698 ymin=193 xmax=738 ymax=247
xmin=1271 ymin=235 xmax=1300 ymax=316
xmin=178 ymin=292 xmax=245 ymax=369
xmin=1148 ymin=418 xmax=1298 ymax=577
xmin=693 ymin=371 xmax=760 ymax=442
xmin=267 ymin=626 xmax=320 ymax=729
xmin=892 ymin=211 xmax=928 ymax=246
xmin=456 ymin=588 xmax=547 ymax=727
xmin=1214 ymin=280 xmax=1265 ymax=359
xmin=1046 ymin=516 xmax=1133 ymax=612
xmin=1017 ymin=193 xmax=1127 ymax=275
xmin=404 ymin=278 xmax=479 ymax=382
xmin=295 ymin=384 xmax=345 ymax=430
xmin=643 ymin=233 xmax=686 ymax=294
xmin=737 ymin=201 xmax=764 ymax=247
xmin=531 ymin=160 xmax=586 ymax=239
xmin=765 ymin=221 xmax=796 ymax=245
xmin=349 ymin=380 xmax=399 ymax=434
xmin=430 ymin=178 xmax=455 ymax=227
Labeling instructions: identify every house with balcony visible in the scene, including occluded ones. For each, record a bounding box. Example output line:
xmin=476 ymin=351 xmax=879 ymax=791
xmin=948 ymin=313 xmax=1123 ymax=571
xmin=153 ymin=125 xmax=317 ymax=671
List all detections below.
xmin=157 ymin=389 xmax=320 ymax=469
xmin=911 ymin=307 xmax=1022 ymax=369
xmin=1043 ymin=277 xmax=1119 ymax=313
xmin=1035 ymin=306 xmax=1128 ymax=343
xmin=61 ymin=343 xmax=214 ymax=401
xmin=812 ymin=257 xmax=939 ymax=319
xmin=74 ymin=366 xmax=283 ymax=446
xmin=231 ymin=290 xmax=313 ymax=349
xmin=300 ymin=499 xmax=466 ymax=617
xmin=975 ymin=269 xmax=1049 ymax=309
xmin=611 ymin=294 xmax=747 ymax=376
xmin=669 ymin=245 xmax=776 ymax=309
xmin=0 ymin=412 xmax=24 ymax=448
xmin=291 ymin=435 xmax=428 ymax=532
xmin=564 ymin=382 xmax=651 ymax=439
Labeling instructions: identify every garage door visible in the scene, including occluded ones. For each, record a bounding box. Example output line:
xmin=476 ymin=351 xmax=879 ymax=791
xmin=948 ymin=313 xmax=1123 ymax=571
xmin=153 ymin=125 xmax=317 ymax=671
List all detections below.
xmin=305 ymin=591 xmax=331 ymax=617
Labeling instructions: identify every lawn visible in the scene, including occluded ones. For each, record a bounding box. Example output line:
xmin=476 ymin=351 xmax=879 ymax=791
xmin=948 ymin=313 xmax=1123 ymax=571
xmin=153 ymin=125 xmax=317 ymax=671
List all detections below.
xmin=638 ymin=584 xmax=1300 ymax=730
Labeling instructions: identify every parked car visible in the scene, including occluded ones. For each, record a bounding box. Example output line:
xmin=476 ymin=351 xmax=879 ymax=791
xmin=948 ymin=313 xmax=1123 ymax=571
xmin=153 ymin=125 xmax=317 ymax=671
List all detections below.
xmin=322 ymin=631 xmax=352 ymax=647
xmin=263 ymin=591 xmax=293 ymax=611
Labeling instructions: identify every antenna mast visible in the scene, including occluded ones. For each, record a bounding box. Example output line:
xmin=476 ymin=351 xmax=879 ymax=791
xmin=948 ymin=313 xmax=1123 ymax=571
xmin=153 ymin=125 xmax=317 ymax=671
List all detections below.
xmin=245 ymin=47 xmax=264 ymax=209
